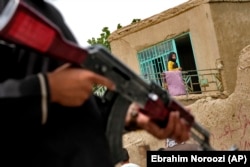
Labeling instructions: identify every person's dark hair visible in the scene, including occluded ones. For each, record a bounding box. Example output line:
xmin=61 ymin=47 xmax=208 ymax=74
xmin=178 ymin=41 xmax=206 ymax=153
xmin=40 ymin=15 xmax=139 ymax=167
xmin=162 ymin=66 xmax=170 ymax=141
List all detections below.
xmin=121 ymin=148 xmax=130 ymax=162
xmin=167 ymin=52 xmax=179 ymax=70
xmin=168 ymin=52 xmax=177 ymax=62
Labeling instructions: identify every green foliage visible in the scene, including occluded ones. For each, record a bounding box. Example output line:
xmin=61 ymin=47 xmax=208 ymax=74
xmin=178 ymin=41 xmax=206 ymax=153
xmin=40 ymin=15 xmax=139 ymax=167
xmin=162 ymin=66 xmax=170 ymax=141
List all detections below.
xmin=131 ymin=18 xmax=141 ymax=24
xmin=87 ymin=27 xmax=111 ymax=50
xmin=92 ymin=84 xmax=107 ymax=97
xmin=87 ymin=19 xmax=141 ymax=51
xmin=117 ymin=23 xmax=122 ymax=29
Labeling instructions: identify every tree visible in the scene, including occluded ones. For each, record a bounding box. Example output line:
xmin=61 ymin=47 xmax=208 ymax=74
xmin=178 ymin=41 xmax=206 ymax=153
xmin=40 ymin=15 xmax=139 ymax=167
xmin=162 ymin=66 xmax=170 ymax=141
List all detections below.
xmin=87 ymin=27 xmax=111 ymax=50
xmin=87 ymin=19 xmax=141 ymax=51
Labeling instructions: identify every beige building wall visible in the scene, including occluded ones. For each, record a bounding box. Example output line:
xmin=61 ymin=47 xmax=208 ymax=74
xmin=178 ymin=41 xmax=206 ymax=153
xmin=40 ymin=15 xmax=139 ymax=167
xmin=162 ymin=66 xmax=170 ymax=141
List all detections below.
xmin=109 ymin=0 xmax=250 ymax=94
xmin=210 ymin=1 xmax=250 ymax=93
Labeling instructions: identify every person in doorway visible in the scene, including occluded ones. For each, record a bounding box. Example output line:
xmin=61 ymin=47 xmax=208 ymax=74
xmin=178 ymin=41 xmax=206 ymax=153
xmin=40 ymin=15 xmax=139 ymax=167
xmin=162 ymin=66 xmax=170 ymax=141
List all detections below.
xmin=0 ymin=0 xmax=191 ymax=167
xmin=167 ymin=52 xmax=182 ymax=71
xmin=164 ymin=51 xmax=186 ymax=96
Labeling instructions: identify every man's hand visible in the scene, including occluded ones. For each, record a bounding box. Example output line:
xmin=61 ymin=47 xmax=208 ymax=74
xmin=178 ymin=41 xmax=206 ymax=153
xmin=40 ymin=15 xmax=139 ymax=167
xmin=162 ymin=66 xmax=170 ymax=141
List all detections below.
xmin=125 ymin=103 xmax=190 ymax=143
xmin=47 ymin=63 xmax=115 ymax=106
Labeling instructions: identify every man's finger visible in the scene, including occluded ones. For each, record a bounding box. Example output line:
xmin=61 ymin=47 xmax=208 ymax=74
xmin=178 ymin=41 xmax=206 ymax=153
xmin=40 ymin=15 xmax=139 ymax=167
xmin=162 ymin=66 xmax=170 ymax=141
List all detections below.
xmin=91 ymin=73 xmax=116 ymax=91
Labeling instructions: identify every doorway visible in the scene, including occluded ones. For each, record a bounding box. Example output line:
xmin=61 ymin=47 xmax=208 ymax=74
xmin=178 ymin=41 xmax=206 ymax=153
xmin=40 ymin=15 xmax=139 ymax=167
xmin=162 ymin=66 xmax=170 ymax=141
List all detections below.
xmin=175 ymin=34 xmax=201 ymax=93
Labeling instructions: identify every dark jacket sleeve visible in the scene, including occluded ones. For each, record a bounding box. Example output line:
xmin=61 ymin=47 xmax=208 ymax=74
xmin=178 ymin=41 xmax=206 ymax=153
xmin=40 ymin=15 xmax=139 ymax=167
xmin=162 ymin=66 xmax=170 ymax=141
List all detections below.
xmin=0 ymin=0 xmax=76 ymax=127
xmin=0 ymin=73 xmax=50 ymax=126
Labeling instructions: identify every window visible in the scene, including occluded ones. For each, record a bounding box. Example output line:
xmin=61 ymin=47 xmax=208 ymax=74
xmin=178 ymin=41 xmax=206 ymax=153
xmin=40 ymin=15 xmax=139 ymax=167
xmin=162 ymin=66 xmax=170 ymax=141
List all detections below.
xmin=138 ymin=40 xmax=178 ymax=86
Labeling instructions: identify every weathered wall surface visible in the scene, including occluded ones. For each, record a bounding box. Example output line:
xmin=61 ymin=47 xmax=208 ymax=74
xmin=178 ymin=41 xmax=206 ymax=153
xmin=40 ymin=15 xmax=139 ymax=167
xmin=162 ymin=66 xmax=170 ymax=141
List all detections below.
xmin=119 ymin=131 xmax=165 ymax=167
xmin=210 ymin=2 xmax=250 ymax=94
xmin=189 ymin=44 xmax=250 ymax=150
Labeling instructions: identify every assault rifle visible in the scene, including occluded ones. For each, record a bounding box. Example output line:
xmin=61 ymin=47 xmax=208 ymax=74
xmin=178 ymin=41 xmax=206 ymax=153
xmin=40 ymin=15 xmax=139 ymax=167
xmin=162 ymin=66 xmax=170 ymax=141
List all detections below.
xmin=0 ymin=0 xmax=237 ymax=165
